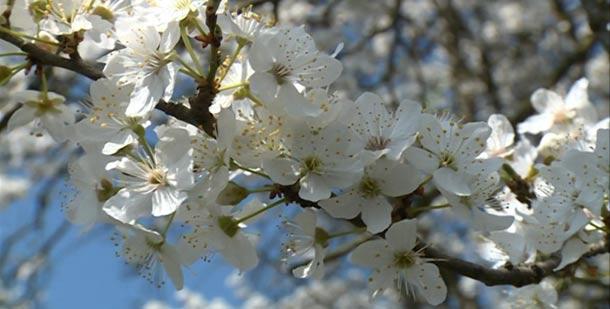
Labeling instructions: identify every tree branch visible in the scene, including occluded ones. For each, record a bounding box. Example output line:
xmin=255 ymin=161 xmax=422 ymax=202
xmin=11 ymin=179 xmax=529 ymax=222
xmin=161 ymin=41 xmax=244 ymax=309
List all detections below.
xmin=425 ymin=240 xmax=609 ymax=287
xmin=0 ymin=28 xmax=210 ymax=129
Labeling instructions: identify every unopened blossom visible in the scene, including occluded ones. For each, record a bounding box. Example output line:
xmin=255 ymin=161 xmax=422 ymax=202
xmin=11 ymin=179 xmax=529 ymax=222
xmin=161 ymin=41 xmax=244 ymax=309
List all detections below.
xmin=518 ymin=78 xmax=597 ymax=134
xmin=75 ymin=78 xmax=151 ymax=155
xmin=114 ymin=225 xmax=186 ymax=290
xmin=351 ymin=219 xmax=447 ymax=305
xmin=7 ymin=90 xmax=74 ymax=141
xmin=319 ymin=158 xmax=423 ymax=233
xmin=343 ymin=92 xmax=422 ymax=163
xmin=483 ymin=114 xmax=515 ymax=158
xmin=248 ymin=26 xmax=342 ymax=111
xmin=404 ymin=114 xmax=502 ymax=197
xmin=282 ymin=209 xmax=327 ymax=279
xmin=103 ymin=128 xmax=195 ymax=222
xmin=103 ymin=20 xmax=179 ymax=116
xmin=263 ymin=123 xmax=363 ymax=202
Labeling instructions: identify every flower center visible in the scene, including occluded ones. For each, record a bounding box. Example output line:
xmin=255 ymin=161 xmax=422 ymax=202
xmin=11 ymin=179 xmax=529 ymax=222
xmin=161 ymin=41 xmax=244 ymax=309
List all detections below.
xmin=303 ymin=156 xmax=322 ymax=173
xmin=270 ymin=63 xmax=291 ymax=84
xmin=145 ymin=52 xmax=172 ymax=74
xmin=148 ymin=169 xmax=167 ymax=186
xmin=29 ymin=98 xmax=61 ymax=116
xmin=439 ymin=152 xmax=455 ymax=168
xmin=365 ymin=136 xmax=391 ymax=151
xmin=553 ymin=107 xmax=572 ymax=124
xmin=394 ymin=251 xmax=416 ymax=269
xmin=359 ymin=177 xmax=381 ymax=198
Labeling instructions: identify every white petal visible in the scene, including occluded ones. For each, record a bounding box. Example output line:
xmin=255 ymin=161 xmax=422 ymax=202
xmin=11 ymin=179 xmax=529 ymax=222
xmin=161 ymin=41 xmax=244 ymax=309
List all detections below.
xmin=385 ymin=219 xmax=417 ymax=252
xmin=433 ymin=168 xmax=471 ymax=196
xmin=554 ymin=237 xmax=588 ymax=271
xmin=299 ymin=173 xmax=332 ymax=202
xmin=262 ymin=157 xmax=300 ymax=185
xmin=360 ymin=197 xmax=392 ymax=233
xmin=415 ymin=263 xmax=447 ymax=306
xmin=160 ymin=244 xmax=184 ymax=290
xmin=249 ymin=72 xmax=278 ymax=104
xmin=318 ymin=189 xmax=362 ymax=219
xmin=7 ymin=106 xmax=35 ymax=131
xmin=350 ymin=239 xmax=393 ymax=268
xmin=220 ymin=233 xmax=259 ymax=271
xmin=151 ymin=187 xmax=187 ymax=217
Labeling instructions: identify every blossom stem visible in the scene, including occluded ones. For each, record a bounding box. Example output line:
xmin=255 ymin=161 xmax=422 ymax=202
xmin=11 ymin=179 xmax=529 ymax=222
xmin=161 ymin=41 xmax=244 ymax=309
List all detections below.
xmin=246 ymin=92 xmax=265 ymax=106
xmin=217 ymin=42 xmax=245 ymax=82
xmin=327 ymin=227 xmax=367 ymax=239
xmin=0 ymin=52 xmax=26 ymax=57
xmin=161 ymin=211 xmax=177 ymax=237
xmin=179 ymin=25 xmax=203 ymax=75
xmin=235 ymin=198 xmax=286 ymax=224
xmin=407 ymin=203 xmax=450 ymax=216
xmin=231 ymin=159 xmax=271 ymax=179
xmin=248 ymin=186 xmax=276 ymax=193
xmin=178 ymin=67 xmax=203 ymax=81
xmin=0 ymin=27 xmax=59 ymax=46
xmin=218 ymin=82 xmax=248 ymax=92
xmin=194 ymin=22 xmax=208 ymax=38
xmin=136 ymin=133 xmax=156 ymax=166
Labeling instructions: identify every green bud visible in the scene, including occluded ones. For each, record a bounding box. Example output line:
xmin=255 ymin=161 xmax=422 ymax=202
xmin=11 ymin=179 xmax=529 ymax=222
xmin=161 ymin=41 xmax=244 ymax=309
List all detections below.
xmin=216 ymin=181 xmax=249 ymax=205
xmin=0 ymin=65 xmax=13 ymax=85
xmin=131 ymin=124 xmax=146 ymax=137
xmin=218 ymin=215 xmax=239 ymax=237
xmin=96 ymin=178 xmax=120 ymax=202
xmin=314 ymin=227 xmax=330 ymax=248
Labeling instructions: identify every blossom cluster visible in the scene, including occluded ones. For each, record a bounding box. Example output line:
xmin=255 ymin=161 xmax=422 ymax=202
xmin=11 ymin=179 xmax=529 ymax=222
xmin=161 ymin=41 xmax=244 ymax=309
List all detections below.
xmin=0 ymin=0 xmax=608 ymax=306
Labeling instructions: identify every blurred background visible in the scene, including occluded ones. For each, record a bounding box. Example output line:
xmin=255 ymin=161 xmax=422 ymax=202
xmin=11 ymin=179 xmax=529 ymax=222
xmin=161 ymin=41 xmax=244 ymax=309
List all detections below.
xmin=1 ymin=0 xmax=608 ymax=308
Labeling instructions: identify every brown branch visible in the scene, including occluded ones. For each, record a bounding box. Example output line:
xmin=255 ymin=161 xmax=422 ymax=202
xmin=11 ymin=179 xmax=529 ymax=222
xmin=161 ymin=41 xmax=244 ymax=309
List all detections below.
xmin=0 ymin=28 xmax=213 ymax=129
xmin=425 ymin=240 xmax=609 ymax=287
xmin=0 ymin=29 xmax=104 ymax=80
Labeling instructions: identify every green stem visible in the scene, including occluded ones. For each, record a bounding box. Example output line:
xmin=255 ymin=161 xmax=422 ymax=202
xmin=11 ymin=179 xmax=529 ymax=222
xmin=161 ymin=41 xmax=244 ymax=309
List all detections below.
xmin=194 ymin=21 xmax=208 ymax=38
xmin=248 ymin=186 xmax=276 ymax=193
xmin=0 ymin=52 xmax=26 ymax=57
xmin=236 ymin=198 xmax=286 ymax=224
xmin=246 ymin=92 xmax=265 ymax=107
xmin=231 ymin=159 xmax=270 ymax=179
xmin=178 ymin=67 xmax=204 ymax=81
xmin=180 ymin=25 xmax=203 ymax=74
xmin=327 ymin=227 xmax=367 ymax=239
xmin=408 ymin=203 xmax=450 ymax=216
xmin=136 ymin=133 xmax=156 ymax=166
xmin=217 ymin=43 xmax=244 ymax=82
xmin=0 ymin=26 xmax=59 ymax=46
xmin=218 ymin=82 xmax=248 ymax=92
xmin=161 ymin=211 xmax=177 ymax=237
